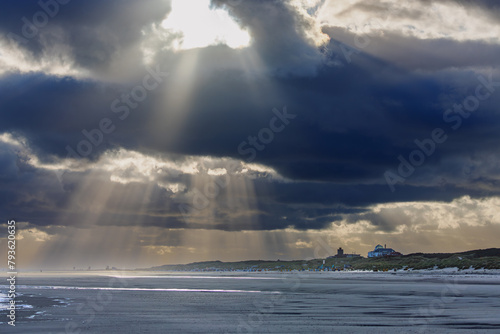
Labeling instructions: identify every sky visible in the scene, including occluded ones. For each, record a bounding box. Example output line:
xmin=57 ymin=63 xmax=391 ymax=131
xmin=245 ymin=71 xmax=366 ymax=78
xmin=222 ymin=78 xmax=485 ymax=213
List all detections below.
xmin=0 ymin=0 xmax=499 ymax=269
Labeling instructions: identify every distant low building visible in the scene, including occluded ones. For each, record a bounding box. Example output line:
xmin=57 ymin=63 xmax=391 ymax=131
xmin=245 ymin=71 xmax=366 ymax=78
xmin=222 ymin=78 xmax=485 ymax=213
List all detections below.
xmin=368 ymin=244 xmax=402 ymax=258
xmin=328 ymin=247 xmax=362 ymax=258
xmin=337 ymin=247 xmax=344 ymax=257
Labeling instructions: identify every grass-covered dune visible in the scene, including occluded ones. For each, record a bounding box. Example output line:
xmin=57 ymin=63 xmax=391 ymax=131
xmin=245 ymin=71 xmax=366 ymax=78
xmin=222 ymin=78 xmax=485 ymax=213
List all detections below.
xmin=148 ymin=248 xmax=500 ymax=272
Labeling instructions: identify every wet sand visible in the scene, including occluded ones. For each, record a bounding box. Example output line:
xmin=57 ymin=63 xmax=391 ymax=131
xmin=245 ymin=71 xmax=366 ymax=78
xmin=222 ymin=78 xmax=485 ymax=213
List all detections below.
xmin=1 ymin=271 xmax=499 ymax=333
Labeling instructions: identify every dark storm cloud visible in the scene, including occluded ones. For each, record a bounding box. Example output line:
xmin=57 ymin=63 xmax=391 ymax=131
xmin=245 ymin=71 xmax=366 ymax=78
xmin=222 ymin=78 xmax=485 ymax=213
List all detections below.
xmin=0 ymin=141 xmax=70 ymax=226
xmin=1 ymin=0 xmax=500 ymax=233
xmin=0 ymin=0 xmax=171 ymax=73
xmin=0 ymin=73 xmax=136 ymax=160
xmin=0 ymin=138 xmax=349 ymax=232
xmin=212 ymin=0 xmax=324 ymax=75
xmin=0 ymin=59 xmax=488 ymax=184
xmin=2 ymin=132 xmax=497 ymax=233
xmin=146 ymin=49 xmax=500 ymax=188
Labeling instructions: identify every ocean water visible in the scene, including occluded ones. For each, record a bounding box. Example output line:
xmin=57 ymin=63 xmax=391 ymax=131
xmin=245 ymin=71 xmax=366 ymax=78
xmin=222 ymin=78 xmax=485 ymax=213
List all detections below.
xmin=0 ymin=271 xmax=499 ymax=333
xmin=0 ymin=292 xmax=33 ymax=311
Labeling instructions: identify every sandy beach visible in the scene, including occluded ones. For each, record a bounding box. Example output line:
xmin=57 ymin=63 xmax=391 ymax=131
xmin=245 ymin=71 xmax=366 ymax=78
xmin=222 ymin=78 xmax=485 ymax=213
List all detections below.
xmin=1 ymin=271 xmax=499 ymax=333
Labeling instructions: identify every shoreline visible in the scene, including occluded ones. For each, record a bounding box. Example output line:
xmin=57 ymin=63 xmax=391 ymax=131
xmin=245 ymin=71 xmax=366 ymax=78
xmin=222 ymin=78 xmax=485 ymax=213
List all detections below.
xmin=6 ymin=267 xmax=500 ymax=275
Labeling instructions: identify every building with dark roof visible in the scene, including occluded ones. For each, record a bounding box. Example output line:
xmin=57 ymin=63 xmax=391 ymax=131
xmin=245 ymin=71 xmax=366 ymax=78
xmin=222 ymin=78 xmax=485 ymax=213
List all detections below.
xmin=328 ymin=247 xmax=361 ymax=258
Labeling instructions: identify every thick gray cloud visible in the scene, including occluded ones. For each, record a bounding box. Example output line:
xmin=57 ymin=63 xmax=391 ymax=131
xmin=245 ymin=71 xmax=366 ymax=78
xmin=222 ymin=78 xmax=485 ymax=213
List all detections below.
xmin=0 ymin=0 xmax=499 ymax=246
xmin=0 ymin=0 xmax=172 ymax=76
xmin=323 ymin=27 xmax=500 ymax=70
xmin=212 ymin=0 xmax=325 ymax=75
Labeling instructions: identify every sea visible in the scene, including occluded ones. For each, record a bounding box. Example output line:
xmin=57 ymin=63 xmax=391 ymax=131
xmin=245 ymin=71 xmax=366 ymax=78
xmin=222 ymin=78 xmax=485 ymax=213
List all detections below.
xmin=1 ymin=270 xmax=499 ymax=333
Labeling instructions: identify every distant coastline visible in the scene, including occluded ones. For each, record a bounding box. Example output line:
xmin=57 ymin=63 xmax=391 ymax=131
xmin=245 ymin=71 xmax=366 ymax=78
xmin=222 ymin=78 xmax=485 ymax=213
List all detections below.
xmin=146 ymin=248 xmax=500 ymax=272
